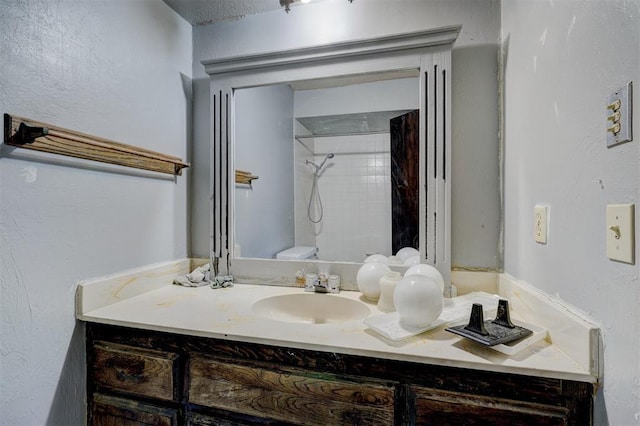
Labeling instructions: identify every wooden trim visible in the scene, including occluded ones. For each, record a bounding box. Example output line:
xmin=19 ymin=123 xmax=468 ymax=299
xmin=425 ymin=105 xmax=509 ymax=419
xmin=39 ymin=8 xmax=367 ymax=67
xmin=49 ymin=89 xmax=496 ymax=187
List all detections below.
xmin=4 ymin=113 xmax=189 ymax=176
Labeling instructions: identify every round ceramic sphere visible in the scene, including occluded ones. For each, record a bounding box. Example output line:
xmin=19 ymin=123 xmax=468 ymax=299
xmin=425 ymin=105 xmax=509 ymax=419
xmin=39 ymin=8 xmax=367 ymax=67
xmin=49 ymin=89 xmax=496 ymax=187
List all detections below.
xmin=403 ymin=255 xmax=420 ymax=266
xmin=364 ymin=254 xmax=389 ymax=264
xmin=404 ymin=264 xmax=445 ymax=292
xmin=356 ymin=261 xmax=391 ymax=301
xmin=395 ymin=247 xmax=420 ymax=262
xmin=394 ymin=275 xmax=444 ymax=327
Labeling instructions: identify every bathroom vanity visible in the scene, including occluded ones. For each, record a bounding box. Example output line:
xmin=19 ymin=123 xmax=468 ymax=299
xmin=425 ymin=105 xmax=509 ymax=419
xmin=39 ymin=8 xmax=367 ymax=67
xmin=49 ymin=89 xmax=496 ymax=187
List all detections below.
xmin=77 ymin=260 xmax=599 ymax=425
xmin=86 ymin=322 xmax=592 ymax=425
xmin=80 ymin=26 xmax=598 ymax=425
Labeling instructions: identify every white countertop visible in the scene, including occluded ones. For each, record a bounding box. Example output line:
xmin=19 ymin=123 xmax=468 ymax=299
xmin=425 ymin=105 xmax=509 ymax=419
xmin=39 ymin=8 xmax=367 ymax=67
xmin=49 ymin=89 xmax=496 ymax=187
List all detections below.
xmin=77 ymin=260 xmax=598 ymax=383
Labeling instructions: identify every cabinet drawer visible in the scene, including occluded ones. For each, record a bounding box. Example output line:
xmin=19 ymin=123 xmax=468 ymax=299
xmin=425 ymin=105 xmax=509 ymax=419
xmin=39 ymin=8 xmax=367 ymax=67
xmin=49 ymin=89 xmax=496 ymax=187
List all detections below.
xmin=188 ymin=355 xmax=395 ymax=425
xmin=411 ymin=385 xmax=569 ymax=426
xmin=91 ymin=341 xmax=179 ymax=401
xmin=91 ymin=393 xmax=178 ymax=426
xmin=186 ymin=412 xmax=259 ymax=426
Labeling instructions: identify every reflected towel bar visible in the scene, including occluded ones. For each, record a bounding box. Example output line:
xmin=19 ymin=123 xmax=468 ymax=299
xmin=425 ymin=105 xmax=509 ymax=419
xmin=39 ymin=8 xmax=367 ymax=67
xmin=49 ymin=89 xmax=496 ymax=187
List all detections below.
xmin=235 ymin=169 xmax=258 ymax=185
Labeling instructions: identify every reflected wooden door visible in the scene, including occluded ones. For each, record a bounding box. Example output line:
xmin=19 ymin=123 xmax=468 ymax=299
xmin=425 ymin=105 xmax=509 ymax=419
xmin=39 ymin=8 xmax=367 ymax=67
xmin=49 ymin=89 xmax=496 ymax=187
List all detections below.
xmin=390 ymin=110 xmax=419 ymax=254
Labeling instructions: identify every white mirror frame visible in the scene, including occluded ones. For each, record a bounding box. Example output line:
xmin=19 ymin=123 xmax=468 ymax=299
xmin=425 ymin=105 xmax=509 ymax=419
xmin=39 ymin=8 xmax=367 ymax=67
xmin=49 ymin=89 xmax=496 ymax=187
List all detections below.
xmin=203 ymin=26 xmax=460 ymax=291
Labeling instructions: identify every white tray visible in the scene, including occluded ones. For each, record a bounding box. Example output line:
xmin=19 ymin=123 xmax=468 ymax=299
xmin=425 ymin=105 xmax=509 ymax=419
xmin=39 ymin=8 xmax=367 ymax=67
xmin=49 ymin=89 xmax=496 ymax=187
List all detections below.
xmin=365 ymin=292 xmax=500 ymax=341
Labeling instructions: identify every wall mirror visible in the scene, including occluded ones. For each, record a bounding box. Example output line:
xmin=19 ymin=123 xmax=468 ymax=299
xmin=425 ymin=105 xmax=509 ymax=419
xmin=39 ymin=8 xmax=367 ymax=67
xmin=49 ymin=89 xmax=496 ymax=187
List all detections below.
xmin=234 ymin=75 xmax=419 ymax=263
xmin=203 ymin=26 xmax=460 ymax=288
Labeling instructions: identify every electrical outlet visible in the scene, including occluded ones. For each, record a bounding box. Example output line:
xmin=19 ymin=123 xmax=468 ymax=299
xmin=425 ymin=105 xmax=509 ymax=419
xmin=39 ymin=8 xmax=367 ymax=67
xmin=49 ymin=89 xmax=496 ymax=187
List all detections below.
xmin=534 ymin=205 xmax=548 ymax=244
xmin=606 ymin=82 xmax=633 ymax=148
xmin=606 ymin=204 xmax=635 ymax=264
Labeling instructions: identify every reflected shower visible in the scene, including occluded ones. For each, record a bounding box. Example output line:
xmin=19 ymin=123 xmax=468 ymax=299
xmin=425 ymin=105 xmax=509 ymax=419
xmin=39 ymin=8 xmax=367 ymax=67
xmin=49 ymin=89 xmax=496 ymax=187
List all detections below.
xmin=306 ymin=153 xmax=334 ymax=174
xmin=306 ymin=153 xmax=335 ymax=224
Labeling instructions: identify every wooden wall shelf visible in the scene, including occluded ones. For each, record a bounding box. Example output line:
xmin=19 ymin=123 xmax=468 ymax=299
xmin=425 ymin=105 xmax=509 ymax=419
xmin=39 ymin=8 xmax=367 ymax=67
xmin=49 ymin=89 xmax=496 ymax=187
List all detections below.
xmin=3 ymin=114 xmax=190 ymax=176
xmin=235 ymin=169 xmax=258 ymax=185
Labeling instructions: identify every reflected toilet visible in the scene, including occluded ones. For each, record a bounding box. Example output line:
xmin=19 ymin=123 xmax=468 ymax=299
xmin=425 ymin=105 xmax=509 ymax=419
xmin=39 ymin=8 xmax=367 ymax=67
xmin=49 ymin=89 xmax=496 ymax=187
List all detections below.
xmin=276 ymin=246 xmax=318 ymax=260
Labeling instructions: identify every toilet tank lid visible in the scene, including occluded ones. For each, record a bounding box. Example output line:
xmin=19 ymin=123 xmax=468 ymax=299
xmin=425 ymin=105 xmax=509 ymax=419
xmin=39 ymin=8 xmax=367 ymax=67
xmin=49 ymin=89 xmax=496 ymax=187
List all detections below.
xmin=276 ymin=246 xmax=317 ymax=259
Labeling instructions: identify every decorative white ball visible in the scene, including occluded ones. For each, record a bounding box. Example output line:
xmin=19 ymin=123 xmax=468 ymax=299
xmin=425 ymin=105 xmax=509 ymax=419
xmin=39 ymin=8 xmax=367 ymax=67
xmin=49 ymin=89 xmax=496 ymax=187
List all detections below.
xmin=403 ymin=255 xmax=420 ymax=266
xmin=356 ymin=261 xmax=391 ymax=301
xmin=404 ymin=264 xmax=445 ymax=292
xmin=395 ymin=247 xmax=420 ymax=262
xmin=364 ymin=254 xmax=389 ymax=264
xmin=394 ymin=275 xmax=444 ymax=327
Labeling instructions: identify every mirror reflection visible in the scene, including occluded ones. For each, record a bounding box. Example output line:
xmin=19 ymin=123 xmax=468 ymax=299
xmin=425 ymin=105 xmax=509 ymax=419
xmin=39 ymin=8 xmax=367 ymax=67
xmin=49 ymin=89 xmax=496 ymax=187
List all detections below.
xmin=235 ymin=74 xmax=420 ymax=263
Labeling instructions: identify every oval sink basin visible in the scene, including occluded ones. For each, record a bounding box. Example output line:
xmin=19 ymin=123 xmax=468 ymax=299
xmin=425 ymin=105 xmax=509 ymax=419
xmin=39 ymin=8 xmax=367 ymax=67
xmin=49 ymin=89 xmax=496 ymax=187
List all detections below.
xmin=252 ymin=293 xmax=370 ymax=324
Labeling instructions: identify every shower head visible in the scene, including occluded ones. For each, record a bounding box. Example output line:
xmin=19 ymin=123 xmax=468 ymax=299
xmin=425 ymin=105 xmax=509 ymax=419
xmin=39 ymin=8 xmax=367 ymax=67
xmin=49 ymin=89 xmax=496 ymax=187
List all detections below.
xmin=318 ymin=153 xmax=335 ymax=169
xmin=306 ymin=153 xmax=335 ymax=173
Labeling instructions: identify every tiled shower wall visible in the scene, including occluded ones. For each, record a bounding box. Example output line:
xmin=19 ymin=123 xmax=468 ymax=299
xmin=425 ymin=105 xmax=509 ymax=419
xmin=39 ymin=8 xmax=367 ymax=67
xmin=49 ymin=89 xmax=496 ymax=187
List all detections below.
xmin=294 ymin=133 xmax=391 ymax=262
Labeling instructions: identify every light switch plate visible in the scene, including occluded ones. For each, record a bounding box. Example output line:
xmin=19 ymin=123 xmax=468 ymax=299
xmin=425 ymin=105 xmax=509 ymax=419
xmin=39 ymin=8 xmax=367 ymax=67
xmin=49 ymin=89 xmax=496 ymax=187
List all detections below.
xmin=534 ymin=205 xmax=548 ymax=244
xmin=606 ymin=82 xmax=633 ymax=148
xmin=606 ymin=204 xmax=635 ymax=264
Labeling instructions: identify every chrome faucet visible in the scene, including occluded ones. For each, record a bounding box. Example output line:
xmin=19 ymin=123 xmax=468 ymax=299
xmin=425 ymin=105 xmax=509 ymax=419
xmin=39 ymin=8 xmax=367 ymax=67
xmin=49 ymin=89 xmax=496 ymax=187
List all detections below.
xmin=304 ymin=272 xmax=340 ymax=293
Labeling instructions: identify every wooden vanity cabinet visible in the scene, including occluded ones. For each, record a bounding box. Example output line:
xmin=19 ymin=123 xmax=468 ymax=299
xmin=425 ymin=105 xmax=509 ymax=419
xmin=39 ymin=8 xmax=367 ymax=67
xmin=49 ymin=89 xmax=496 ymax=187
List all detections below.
xmin=188 ymin=354 xmax=396 ymax=425
xmin=91 ymin=393 xmax=179 ymax=426
xmin=86 ymin=323 xmax=594 ymax=425
xmin=411 ymin=385 xmax=572 ymax=425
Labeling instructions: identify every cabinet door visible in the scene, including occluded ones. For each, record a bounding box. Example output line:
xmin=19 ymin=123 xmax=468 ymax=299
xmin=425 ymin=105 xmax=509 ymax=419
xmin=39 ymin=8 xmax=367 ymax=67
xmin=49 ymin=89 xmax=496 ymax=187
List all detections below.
xmin=188 ymin=355 xmax=396 ymax=425
xmin=186 ymin=411 xmax=283 ymax=426
xmin=91 ymin=341 xmax=179 ymax=401
xmin=90 ymin=393 xmax=178 ymax=426
xmin=411 ymin=386 xmax=569 ymax=426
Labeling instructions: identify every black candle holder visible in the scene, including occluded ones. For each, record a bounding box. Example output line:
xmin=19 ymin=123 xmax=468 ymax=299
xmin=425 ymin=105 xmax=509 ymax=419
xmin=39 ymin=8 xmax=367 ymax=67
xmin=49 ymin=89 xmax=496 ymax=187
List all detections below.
xmin=446 ymin=299 xmax=532 ymax=346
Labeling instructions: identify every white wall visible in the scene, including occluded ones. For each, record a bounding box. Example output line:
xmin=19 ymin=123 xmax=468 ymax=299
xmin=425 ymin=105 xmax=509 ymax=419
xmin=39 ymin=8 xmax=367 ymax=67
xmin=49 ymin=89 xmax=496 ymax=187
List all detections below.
xmin=192 ymin=0 xmax=502 ymax=270
xmin=235 ymin=85 xmax=295 ymax=258
xmin=0 ymin=1 xmax=192 ymax=424
xmin=501 ymin=1 xmax=640 ymax=424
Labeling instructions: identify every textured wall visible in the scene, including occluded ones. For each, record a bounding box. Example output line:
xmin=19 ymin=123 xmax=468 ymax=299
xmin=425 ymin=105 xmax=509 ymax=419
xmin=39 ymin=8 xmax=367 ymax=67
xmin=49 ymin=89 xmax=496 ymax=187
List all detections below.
xmin=192 ymin=0 xmax=503 ymax=270
xmin=0 ymin=1 xmax=191 ymax=424
xmin=501 ymin=1 xmax=640 ymax=423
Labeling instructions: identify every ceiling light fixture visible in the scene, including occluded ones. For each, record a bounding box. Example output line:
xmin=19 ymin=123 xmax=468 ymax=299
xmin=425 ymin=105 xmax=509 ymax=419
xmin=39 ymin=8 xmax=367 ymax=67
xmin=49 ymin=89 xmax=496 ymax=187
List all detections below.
xmin=280 ymin=0 xmax=353 ymax=13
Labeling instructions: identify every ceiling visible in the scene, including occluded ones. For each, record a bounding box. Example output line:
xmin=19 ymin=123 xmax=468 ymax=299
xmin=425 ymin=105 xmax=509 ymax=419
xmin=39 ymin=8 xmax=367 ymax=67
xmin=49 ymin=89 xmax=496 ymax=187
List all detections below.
xmin=162 ymin=0 xmax=299 ymax=26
